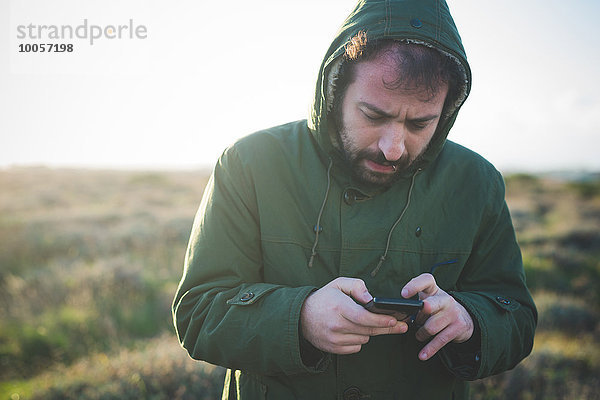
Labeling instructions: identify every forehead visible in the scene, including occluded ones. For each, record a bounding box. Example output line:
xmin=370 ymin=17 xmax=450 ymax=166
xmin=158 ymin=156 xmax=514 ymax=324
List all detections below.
xmin=349 ymin=56 xmax=449 ymax=107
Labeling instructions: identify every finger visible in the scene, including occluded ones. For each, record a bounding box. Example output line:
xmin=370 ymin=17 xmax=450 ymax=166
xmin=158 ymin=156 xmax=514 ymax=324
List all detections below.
xmin=330 ymin=344 xmax=363 ymax=355
xmin=415 ymin=298 xmax=460 ymax=342
xmin=328 ymin=327 xmax=407 ymax=355
xmin=325 ymin=306 xmax=395 ymax=335
xmin=415 ymin=314 xmax=449 ymax=342
xmin=343 ymin=302 xmax=399 ymax=328
xmin=414 ymin=310 xmax=429 ymax=326
xmin=401 ymin=273 xmax=438 ymax=299
xmin=343 ymin=320 xmax=408 ymax=336
xmin=366 ymin=322 xmax=408 ymax=336
xmin=325 ymin=334 xmax=370 ymax=355
xmin=421 ymin=290 xmax=452 ymax=316
xmin=420 ymin=300 xmax=474 ymax=344
xmin=330 ymin=277 xmax=373 ymax=304
xmin=330 ymin=333 xmax=371 ymax=347
xmin=418 ymin=326 xmax=458 ymax=361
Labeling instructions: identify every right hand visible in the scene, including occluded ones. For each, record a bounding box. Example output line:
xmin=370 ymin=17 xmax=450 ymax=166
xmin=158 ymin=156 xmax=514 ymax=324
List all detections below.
xmin=300 ymin=277 xmax=408 ymax=354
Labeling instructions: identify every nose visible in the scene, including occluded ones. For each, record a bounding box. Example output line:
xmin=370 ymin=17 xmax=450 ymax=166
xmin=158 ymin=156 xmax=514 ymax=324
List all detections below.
xmin=378 ymin=124 xmax=406 ymax=162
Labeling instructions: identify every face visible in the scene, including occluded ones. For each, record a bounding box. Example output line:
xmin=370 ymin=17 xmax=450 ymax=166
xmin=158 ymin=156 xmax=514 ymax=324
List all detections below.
xmin=337 ymin=56 xmax=448 ymax=186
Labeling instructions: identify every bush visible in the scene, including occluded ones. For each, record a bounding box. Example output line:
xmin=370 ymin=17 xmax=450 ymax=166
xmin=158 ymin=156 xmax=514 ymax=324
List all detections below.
xmin=2 ymin=334 xmax=226 ymax=400
xmin=535 ymin=292 xmax=599 ymax=333
xmin=471 ymin=351 xmax=600 ymax=400
xmin=2 ymin=168 xmax=599 ymax=399
xmin=568 ymin=180 xmax=600 ymax=199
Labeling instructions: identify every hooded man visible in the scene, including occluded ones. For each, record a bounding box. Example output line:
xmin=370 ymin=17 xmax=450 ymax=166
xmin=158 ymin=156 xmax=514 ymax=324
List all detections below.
xmin=173 ymin=0 xmax=537 ymax=398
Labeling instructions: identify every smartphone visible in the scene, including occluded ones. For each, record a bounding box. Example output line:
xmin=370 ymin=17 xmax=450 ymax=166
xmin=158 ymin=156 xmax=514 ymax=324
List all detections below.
xmin=363 ymin=297 xmax=423 ymax=321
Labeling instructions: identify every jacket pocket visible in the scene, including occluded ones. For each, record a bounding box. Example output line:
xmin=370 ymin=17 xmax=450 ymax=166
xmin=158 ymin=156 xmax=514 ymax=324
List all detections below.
xmin=489 ymin=294 xmax=522 ymax=312
xmin=226 ymin=284 xmax=281 ymax=306
xmin=456 ymin=291 xmax=523 ymax=313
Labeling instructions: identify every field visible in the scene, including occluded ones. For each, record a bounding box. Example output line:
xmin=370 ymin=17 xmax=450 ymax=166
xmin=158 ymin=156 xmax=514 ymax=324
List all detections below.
xmin=0 ymin=167 xmax=598 ymax=399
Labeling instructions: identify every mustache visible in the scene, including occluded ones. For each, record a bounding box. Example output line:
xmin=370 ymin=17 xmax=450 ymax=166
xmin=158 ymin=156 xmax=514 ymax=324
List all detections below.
xmin=358 ymin=150 xmax=410 ymax=170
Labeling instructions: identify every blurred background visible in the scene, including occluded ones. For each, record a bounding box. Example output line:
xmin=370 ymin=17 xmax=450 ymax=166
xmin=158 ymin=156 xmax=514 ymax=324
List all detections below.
xmin=1 ymin=0 xmax=598 ymax=399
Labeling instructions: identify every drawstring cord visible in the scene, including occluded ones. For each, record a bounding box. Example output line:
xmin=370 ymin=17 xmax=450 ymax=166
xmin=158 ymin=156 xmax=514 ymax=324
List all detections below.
xmin=371 ymin=169 xmax=421 ymax=277
xmin=308 ymin=159 xmax=333 ymax=268
xmin=430 ymin=259 xmax=458 ymax=275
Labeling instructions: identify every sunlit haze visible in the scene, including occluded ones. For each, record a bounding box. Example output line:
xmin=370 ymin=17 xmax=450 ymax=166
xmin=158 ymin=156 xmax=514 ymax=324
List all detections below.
xmin=1 ymin=0 xmax=599 ymax=172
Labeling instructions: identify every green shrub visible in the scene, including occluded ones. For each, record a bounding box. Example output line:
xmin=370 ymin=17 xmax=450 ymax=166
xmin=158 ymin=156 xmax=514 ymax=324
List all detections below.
xmin=0 ymin=265 xmax=176 ymax=380
xmin=471 ymin=351 xmax=600 ymax=400
xmin=568 ymin=180 xmax=600 ymax=199
xmin=522 ymin=255 xmax=570 ymax=294
xmin=2 ymin=335 xmax=226 ymax=400
xmin=2 ymin=169 xmax=598 ymax=399
xmin=535 ymin=292 xmax=598 ymax=333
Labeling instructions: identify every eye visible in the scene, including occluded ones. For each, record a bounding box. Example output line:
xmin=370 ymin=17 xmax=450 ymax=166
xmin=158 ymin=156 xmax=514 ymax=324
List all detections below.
xmin=409 ymin=121 xmax=429 ymax=131
xmin=362 ymin=110 xmax=383 ymax=122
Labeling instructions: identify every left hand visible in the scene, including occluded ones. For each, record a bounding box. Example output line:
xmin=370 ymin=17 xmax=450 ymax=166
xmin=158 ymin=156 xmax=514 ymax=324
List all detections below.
xmin=401 ymin=273 xmax=474 ymax=361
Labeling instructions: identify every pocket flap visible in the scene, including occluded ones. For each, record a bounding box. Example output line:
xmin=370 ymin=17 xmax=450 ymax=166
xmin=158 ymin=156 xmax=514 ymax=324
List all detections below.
xmin=226 ymin=284 xmax=280 ymax=306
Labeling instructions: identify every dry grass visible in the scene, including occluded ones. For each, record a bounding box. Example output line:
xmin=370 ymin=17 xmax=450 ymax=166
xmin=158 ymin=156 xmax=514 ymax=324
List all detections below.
xmin=1 ymin=333 xmax=225 ymax=400
xmin=1 ymin=167 xmax=599 ymax=399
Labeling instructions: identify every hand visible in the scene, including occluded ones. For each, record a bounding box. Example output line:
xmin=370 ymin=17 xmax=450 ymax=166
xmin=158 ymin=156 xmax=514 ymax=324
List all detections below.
xmin=300 ymin=277 xmax=408 ymax=354
xmin=401 ymin=273 xmax=474 ymax=361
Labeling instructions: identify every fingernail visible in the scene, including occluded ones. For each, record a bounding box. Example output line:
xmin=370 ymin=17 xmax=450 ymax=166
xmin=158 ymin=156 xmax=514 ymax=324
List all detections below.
xmin=389 ymin=319 xmax=397 ymax=327
xmin=419 ymin=351 xmax=428 ymax=360
xmin=401 ymin=288 xmax=408 ymax=297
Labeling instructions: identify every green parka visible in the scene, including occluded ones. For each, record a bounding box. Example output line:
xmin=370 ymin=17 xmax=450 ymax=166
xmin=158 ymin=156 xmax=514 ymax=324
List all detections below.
xmin=173 ymin=0 xmax=537 ymax=399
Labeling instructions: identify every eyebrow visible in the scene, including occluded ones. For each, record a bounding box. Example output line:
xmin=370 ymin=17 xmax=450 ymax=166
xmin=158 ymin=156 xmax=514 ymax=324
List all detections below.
xmin=358 ymin=101 xmax=440 ymax=122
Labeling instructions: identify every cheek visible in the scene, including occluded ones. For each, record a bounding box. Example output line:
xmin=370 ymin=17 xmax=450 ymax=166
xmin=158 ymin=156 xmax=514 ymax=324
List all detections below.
xmin=342 ymin=121 xmax=381 ymax=150
xmin=406 ymin=129 xmax=436 ymax=155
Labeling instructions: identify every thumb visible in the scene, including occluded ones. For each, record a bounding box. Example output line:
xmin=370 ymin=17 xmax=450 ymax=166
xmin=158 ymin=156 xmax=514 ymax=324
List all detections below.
xmin=330 ymin=277 xmax=373 ymax=305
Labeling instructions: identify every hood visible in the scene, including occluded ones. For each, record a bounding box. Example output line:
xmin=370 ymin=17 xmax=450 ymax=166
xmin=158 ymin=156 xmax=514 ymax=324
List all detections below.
xmin=308 ymin=0 xmax=471 ymax=172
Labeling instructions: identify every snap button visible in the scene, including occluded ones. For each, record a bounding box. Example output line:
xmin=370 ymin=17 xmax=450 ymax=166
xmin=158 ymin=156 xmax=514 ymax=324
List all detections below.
xmin=496 ymin=296 xmax=511 ymax=305
xmin=410 ymin=18 xmax=423 ymax=28
xmin=343 ymin=189 xmax=357 ymax=205
xmin=343 ymin=386 xmax=363 ymax=400
xmin=240 ymin=292 xmax=255 ymax=302
xmin=415 ymin=226 xmax=422 ymax=237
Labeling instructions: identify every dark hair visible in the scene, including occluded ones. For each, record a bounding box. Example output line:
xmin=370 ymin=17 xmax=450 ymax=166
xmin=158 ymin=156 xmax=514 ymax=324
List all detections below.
xmin=331 ymin=31 xmax=465 ymax=130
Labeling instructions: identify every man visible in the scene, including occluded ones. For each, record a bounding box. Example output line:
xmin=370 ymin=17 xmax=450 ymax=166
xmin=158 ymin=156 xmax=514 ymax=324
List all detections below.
xmin=173 ymin=0 xmax=537 ymax=398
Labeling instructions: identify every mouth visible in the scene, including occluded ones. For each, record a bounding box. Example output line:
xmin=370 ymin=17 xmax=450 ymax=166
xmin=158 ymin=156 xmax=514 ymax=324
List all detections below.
xmin=364 ymin=159 xmax=397 ymax=174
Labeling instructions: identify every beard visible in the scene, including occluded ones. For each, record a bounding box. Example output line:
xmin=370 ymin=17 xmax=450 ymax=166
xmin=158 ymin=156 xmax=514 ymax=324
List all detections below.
xmin=349 ymin=147 xmax=410 ymax=186
xmin=338 ymin=126 xmax=415 ymax=187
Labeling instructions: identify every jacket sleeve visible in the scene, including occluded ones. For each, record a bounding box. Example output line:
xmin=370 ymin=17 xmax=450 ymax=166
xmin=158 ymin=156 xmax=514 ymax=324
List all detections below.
xmin=172 ymin=146 xmax=326 ymax=376
xmin=441 ymin=170 xmax=537 ymax=380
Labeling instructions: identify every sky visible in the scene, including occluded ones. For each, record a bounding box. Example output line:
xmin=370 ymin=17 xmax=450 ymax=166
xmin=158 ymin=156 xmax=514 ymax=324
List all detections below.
xmin=1 ymin=0 xmax=599 ymax=172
